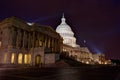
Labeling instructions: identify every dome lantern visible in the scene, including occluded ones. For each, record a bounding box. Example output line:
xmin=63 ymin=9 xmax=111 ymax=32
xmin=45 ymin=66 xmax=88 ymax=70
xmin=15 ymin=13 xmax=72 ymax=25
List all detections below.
xmin=56 ymin=14 xmax=80 ymax=47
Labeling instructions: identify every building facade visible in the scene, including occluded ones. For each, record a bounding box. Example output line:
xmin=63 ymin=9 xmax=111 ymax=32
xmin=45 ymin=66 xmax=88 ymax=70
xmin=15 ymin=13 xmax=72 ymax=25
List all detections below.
xmin=0 ymin=17 xmax=62 ymax=66
xmin=56 ymin=14 xmax=79 ymax=47
xmin=56 ymin=14 xmax=106 ymax=64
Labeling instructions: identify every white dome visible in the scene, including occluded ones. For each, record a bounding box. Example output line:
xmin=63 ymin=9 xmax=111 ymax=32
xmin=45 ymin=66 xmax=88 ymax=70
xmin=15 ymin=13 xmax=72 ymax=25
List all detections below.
xmin=56 ymin=24 xmax=73 ymax=34
xmin=56 ymin=15 xmax=74 ymax=35
xmin=56 ymin=14 xmax=80 ymax=47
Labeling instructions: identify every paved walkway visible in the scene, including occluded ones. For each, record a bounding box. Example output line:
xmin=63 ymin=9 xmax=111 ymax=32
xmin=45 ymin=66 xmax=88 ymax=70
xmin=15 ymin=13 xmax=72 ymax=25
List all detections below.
xmin=0 ymin=65 xmax=120 ymax=80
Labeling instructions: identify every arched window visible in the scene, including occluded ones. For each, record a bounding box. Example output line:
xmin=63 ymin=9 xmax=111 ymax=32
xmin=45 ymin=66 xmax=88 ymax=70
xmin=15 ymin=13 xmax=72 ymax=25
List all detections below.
xmin=11 ymin=53 xmax=15 ymax=64
xmin=18 ymin=53 xmax=23 ymax=64
xmin=24 ymin=54 xmax=31 ymax=64
xmin=24 ymin=54 xmax=27 ymax=64
xmin=0 ymin=41 xmax=1 ymax=47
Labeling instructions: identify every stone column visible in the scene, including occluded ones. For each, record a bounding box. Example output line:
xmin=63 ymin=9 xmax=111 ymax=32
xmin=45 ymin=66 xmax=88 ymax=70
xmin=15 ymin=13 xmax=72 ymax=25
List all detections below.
xmin=32 ymin=32 xmax=35 ymax=48
xmin=16 ymin=29 xmax=21 ymax=48
xmin=36 ymin=33 xmax=39 ymax=47
xmin=38 ymin=33 xmax=42 ymax=47
xmin=23 ymin=31 xmax=28 ymax=48
xmin=42 ymin=34 xmax=45 ymax=47
xmin=52 ymin=38 xmax=55 ymax=52
xmin=25 ymin=31 xmax=28 ymax=48
xmin=54 ymin=39 xmax=56 ymax=52
xmin=15 ymin=53 xmax=18 ymax=64
xmin=28 ymin=32 xmax=31 ymax=49
xmin=13 ymin=28 xmax=17 ymax=48
xmin=49 ymin=37 xmax=51 ymax=48
xmin=47 ymin=37 xmax=50 ymax=48
xmin=49 ymin=37 xmax=52 ymax=50
xmin=22 ymin=31 xmax=25 ymax=48
xmin=8 ymin=27 xmax=14 ymax=48
xmin=55 ymin=39 xmax=57 ymax=52
xmin=19 ymin=30 xmax=22 ymax=48
xmin=22 ymin=54 xmax=24 ymax=64
xmin=51 ymin=38 xmax=54 ymax=52
xmin=44 ymin=35 xmax=47 ymax=48
xmin=26 ymin=32 xmax=28 ymax=49
xmin=20 ymin=30 xmax=23 ymax=48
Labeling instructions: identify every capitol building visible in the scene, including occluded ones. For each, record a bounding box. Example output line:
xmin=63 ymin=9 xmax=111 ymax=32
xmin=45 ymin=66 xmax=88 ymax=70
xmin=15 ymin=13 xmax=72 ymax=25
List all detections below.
xmin=56 ymin=14 xmax=106 ymax=64
xmin=0 ymin=15 xmax=107 ymax=67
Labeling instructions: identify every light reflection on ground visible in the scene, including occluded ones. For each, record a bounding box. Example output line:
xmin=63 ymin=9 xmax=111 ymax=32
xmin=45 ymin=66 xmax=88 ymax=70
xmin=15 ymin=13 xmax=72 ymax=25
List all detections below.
xmin=0 ymin=66 xmax=119 ymax=80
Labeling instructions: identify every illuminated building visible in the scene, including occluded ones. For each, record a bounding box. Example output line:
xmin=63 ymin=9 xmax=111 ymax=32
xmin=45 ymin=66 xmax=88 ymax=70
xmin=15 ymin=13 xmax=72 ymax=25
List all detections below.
xmin=56 ymin=14 xmax=79 ymax=47
xmin=56 ymin=14 xmax=106 ymax=64
xmin=92 ymin=54 xmax=106 ymax=64
xmin=0 ymin=17 xmax=62 ymax=66
xmin=56 ymin=14 xmax=92 ymax=63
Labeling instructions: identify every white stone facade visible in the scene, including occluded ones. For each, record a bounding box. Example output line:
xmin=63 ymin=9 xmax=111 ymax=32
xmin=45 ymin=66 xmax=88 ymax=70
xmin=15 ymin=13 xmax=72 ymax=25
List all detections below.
xmin=56 ymin=14 xmax=106 ymax=64
xmin=56 ymin=14 xmax=79 ymax=47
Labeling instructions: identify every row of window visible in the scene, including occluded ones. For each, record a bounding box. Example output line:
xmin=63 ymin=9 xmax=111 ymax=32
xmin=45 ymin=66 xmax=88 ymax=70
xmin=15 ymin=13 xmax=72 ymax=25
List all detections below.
xmin=61 ymin=33 xmax=73 ymax=37
xmin=4 ymin=53 xmax=31 ymax=64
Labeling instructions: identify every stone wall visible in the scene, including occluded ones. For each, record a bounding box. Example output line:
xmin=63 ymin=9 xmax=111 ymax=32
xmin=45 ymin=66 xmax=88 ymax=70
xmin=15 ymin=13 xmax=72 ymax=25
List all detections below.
xmin=45 ymin=53 xmax=59 ymax=64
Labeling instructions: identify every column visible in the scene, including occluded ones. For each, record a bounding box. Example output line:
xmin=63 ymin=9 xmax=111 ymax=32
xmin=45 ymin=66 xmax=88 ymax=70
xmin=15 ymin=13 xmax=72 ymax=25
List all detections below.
xmin=32 ymin=32 xmax=35 ymax=48
xmin=48 ymin=37 xmax=50 ymax=48
xmin=39 ymin=33 xmax=43 ymax=47
xmin=28 ymin=32 xmax=31 ymax=49
xmin=11 ymin=27 xmax=16 ymax=47
xmin=8 ymin=27 xmax=14 ymax=48
xmin=26 ymin=32 xmax=28 ymax=48
xmin=25 ymin=31 xmax=28 ymax=48
xmin=22 ymin=31 xmax=25 ymax=48
xmin=42 ymin=34 xmax=45 ymax=47
xmin=49 ymin=37 xmax=52 ymax=51
xmin=13 ymin=28 xmax=17 ymax=48
xmin=36 ymin=33 xmax=39 ymax=47
xmin=16 ymin=29 xmax=21 ymax=48
xmin=52 ymin=38 xmax=54 ymax=52
xmin=46 ymin=36 xmax=48 ymax=48
xmin=21 ymin=30 xmax=23 ymax=48
xmin=53 ymin=38 xmax=56 ymax=52
xmin=44 ymin=35 xmax=47 ymax=48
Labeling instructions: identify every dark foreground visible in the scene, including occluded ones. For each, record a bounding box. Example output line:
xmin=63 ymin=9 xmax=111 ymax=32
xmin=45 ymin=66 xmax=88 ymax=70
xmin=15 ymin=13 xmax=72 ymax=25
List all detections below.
xmin=0 ymin=65 xmax=120 ymax=80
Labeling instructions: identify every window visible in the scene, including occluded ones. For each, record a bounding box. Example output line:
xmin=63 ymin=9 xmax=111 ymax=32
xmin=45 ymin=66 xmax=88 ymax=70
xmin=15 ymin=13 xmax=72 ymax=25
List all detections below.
xmin=18 ymin=53 xmax=23 ymax=64
xmin=24 ymin=54 xmax=27 ymax=64
xmin=24 ymin=54 xmax=31 ymax=64
xmin=0 ymin=41 xmax=1 ymax=47
xmin=11 ymin=53 xmax=15 ymax=64
xmin=39 ymin=40 xmax=42 ymax=47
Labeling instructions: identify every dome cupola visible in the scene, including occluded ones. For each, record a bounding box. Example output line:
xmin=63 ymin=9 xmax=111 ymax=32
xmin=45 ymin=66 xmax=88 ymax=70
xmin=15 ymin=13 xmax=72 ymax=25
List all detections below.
xmin=56 ymin=13 xmax=79 ymax=47
xmin=56 ymin=13 xmax=74 ymax=37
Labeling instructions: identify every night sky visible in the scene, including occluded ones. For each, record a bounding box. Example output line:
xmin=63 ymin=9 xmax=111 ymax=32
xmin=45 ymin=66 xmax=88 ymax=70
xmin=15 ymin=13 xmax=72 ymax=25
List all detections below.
xmin=0 ymin=0 xmax=120 ymax=59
